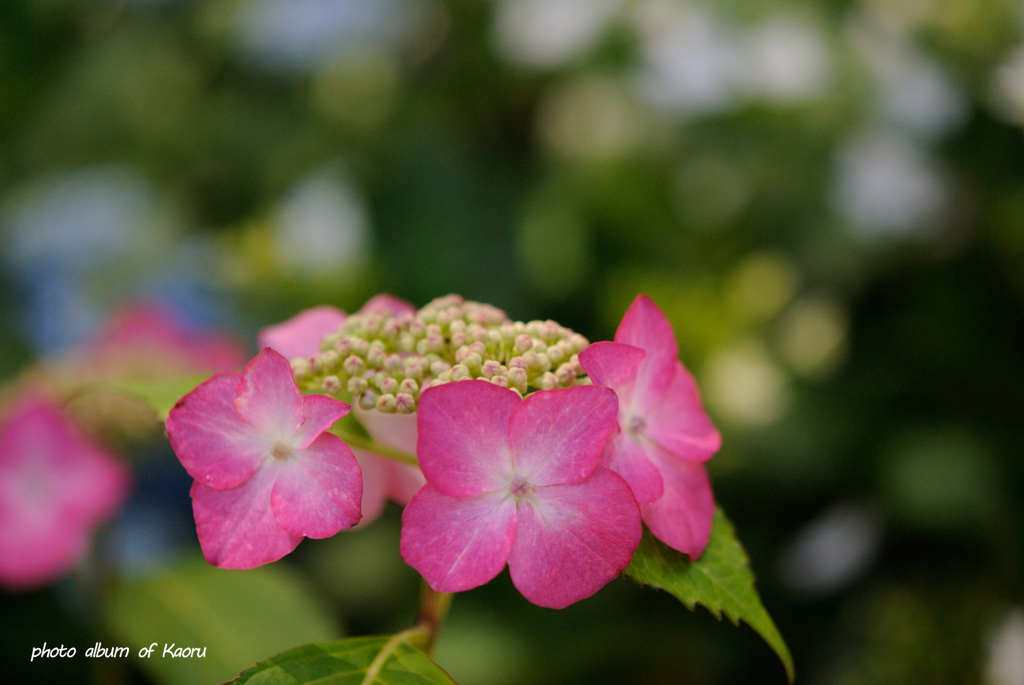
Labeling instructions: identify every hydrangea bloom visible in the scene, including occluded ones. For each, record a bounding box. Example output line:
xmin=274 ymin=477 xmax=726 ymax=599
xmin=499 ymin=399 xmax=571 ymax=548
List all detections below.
xmin=400 ymin=380 xmax=641 ymax=609
xmin=258 ymin=295 xmax=423 ymax=522
xmin=166 ymin=348 xmax=361 ymax=569
xmin=0 ymin=396 xmax=129 ymax=590
xmin=579 ymin=295 xmax=720 ymax=558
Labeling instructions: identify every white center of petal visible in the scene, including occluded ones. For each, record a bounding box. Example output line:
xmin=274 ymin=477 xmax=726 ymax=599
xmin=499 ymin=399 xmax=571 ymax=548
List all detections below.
xmin=270 ymin=443 xmax=293 ymax=460
xmin=509 ymin=475 xmax=531 ymax=499
xmin=627 ymin=415 xmax=646 ymax=436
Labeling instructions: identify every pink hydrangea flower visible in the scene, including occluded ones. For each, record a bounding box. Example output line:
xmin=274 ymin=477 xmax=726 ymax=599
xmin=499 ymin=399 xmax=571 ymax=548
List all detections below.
xmin=0 ymin=396 xmax=129 ymax=590
xmin=400 ymin=380 xmax=641 ymax=609
xmin=579 ymin=295 xmax=720 ymax=558
xmin=258 ymin=294 xmax=423 ymax=523
xmin=88 ymin=300 xmax=248 ymax=374
xmin=166 ymin=348 xmax=361 ymax=569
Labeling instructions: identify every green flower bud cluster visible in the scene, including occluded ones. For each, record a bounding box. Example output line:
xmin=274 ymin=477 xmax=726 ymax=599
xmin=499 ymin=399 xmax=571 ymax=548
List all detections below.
xmin=293 ymin=294 xmax=592 ymax=413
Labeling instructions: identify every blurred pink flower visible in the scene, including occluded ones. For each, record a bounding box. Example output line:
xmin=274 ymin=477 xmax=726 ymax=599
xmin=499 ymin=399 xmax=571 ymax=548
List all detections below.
xmin=88 ymin=301 xmax=248 ymax=374
xmin=579 ymin=295 xmax=720 ymax=558
xmin=400 ymin=380 xmax=641 ymax=609
xmin=166 ymin=348 xmax=361 ymax=569
xmin=0 ymin=396 xmax=129 ymax=590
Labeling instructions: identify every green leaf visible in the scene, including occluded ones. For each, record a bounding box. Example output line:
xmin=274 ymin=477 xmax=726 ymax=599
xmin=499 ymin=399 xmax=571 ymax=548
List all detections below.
xmin=228 ymin=634 xmax=458 ymax=685
xmin=624 ymin=508 xmax=794 ymax=683
xmin=101 ymin=374 xmax=209 ymax=421
xmin=108 ymin=558 xmax=338 ymax=685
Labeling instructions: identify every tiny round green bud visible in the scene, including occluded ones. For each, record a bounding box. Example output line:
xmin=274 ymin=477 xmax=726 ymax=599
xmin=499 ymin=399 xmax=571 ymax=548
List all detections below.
xmin=343 ymin=355 xmax=365 ymax=376
xmin=291 ymin=358 xmax=312 ymax=380
xmin=464 ymin=352 xmax=483 ymax=373
xmin=348 ymin=376 xmax=369 ymax=395
xmin=451 ymin=331 xmax=468 ymax=348
xmin=384 ymin=354 xmax=404 ymax=373
xmin=514 ymin=335 xmax=534 ymax=353
xmin=352 ymin=338 xmax=369 ymax=357
xmin=507 ymin=367 xmax=528 ymax=394
xmin=366 ymin=342 xmax=386 ymax=367
xmin=451 ymin=364 xmax=471 ymax=381
xmin=335 ymin=338 xmax=353 ymax=357
xmin=489 ymin=375 xmax=509 ymax=388
xmin=395 ymin=393 xmax=416 ymax=413
xmin=322 ymin=376 xmax=342 ymax=394
xmin=536 ymin=372 xmax=557 ymax=390
xmin=399 ymin=378 xmax=419 ymax=395
xmin=398 ymin=333 xmax=416 ymax=352
xmin=430 ymin=360 xmax=451 ymax=377
xmin=547 ymin=345 xmax=566 ymax=365
xmin=481 ymin=360 xmax=504 ymax=379
xmin=555 ymin=363 xmax=576 ymax=387
xmin=377 ymin=394 xmax=398 ymax=413
xmin=380 ymin=377 xmax=399 ymax=395
xmin=359 ymin=390 xmax=378 ymax=410
xmin=404 ymin=360 xmax=424 ymax=381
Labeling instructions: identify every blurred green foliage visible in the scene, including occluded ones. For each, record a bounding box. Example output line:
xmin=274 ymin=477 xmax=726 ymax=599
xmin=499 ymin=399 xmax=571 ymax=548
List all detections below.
xmin=1 ymin=0 xmax=1023 ymax=683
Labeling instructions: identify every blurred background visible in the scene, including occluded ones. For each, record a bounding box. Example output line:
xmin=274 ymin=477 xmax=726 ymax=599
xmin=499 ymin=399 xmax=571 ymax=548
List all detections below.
xmin=1 ymin=0 xmax=1023 ymax=683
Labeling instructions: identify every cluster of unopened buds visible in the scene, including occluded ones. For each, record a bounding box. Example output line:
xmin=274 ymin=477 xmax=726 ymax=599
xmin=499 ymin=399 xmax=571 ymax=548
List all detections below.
xmin=167 ymin=293 xmax=721 ymax=609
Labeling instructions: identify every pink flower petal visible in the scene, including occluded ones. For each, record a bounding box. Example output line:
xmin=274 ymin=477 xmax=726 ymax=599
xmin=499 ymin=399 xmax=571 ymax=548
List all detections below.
xmin=359 ymin=294 xmax=416 ymax=316
xmin=400 ymin=485 xmax=516 ymax=593
xmin=353 ymin=407 xmax=418 ymax=455
xmin=578 ymin=341 xmax=645 ymax=409
xmin=166 ymin=374 xmax=267 ymax=489
xmin=384 ymin=460 xmax=426 ymax=505
xmin=615 ymin=295 xmax=677 ymax=407
xmin=641 ymin=451 xmax=715 ymax=558
xmin=507 ymin=468 xmax=641 ymax=608
xmin=644 ymin=361 xmax=721 ymax=462
xmin=509 ymin=385 xmax=618 ymax=486
xmin=270 ymin=434 xmax=362 ymax=538
xmin=191 ymin=469 xmax=302 ymax=569
xmin=416 ymin=381 xmax=519 ymax=496
xmin=353 ymin=450 xmax=389 ymax=524
xmin=602 ymin=432 xmax=664 ymax=507
xmin=233 ymin=349 xmax=304 ymax=440
xmin=294 ymin=393 xmax=350 ymax=449
xmin=257 ymin=306 xmax=346 ymax=359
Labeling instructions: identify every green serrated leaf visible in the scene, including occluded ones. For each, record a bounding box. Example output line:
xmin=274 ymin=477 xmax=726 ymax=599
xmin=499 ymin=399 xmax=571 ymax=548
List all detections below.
xmin=624 ymin=508 xmax=794 ymax=683
xmin=108 ymin=558 xmax=338 ymax=685
xmin=101 ymin=374 xmax=209 ymax=421
xmin=228 ymin=634 xmax=458 ymax=685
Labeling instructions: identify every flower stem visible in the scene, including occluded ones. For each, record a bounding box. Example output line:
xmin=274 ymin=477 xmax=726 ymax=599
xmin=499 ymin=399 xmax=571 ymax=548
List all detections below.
xmin=414 ymin=581 xmax=452 ymax=655
xmin=329 ymin=429 xmax=418 ymax=466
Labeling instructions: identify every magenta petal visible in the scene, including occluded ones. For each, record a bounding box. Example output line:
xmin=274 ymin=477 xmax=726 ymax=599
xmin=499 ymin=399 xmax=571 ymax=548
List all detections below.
xmin=641 ymin=452 xmax=715 ymax=558
xmin=257 ymin=306 xmax=346 ymax=359
xmin=602 ymin=433 xmax=664 ymax=507
xmin=578 ymin=341 xmax=645 ymax=408
xmin=191 ymin=469 xmax=302 ymax=569
xmin=359 ymin=293 xmax=416 ymax=316
xmin=507 ymin=468 xmax=641 ymax=608
xmin=270 ymin=435 xmax=361 ymax=538
xmin=167 ymin=373 xmax=267 ymax=489
xmin=509 ymin=385 xmax=618 ymax=486
xmin=416 ymin=381 xmax=519 ymax=496
xmin=644 ymin=361 xmax=721 ymax=462
xmin=233 ymin=349 xmax=304 ymax=439
xmin=294 ymin=393 xmax=350 ymax=449
xmin=400 ymin=485 xmax=516 ymax=593
xmin=615 ymin=295 xmax=678 ymax=406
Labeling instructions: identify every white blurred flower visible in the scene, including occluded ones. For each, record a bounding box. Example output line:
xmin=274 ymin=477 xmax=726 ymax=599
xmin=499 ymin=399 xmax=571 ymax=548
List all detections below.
xmin=272 ymin=165 xmax=369 ymax=277
xmin=991 ymin=47 xmax=1024 ymax=124
xmin=631 ymin=1 xmax=741 ymax=115
xmin=493 ymin=0 xmax=621 ymax=68
xmin=849 ymin=17 xmax=968 ymax=139
xmin=778 ymin=501 xmax=883 ymax=596
xmin=831 ymin=130 xmax=947 ymax=239
xmin=234 ymin=0 xmax=426 ymax=72
xmin=738 ymin=16 xmax=831 ymax=104
xmin=987 ymin=609 xmax=1024 ymax=685
xmin=705 ymin=341 xmax=789 ymax=426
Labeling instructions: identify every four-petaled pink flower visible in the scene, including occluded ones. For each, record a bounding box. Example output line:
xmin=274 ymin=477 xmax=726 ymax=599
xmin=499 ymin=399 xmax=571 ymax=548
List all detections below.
xmin=400 ymin=380 xmax=641 ymax=609
xmin=166 ymin=348 xmax=362 ymax=569
xmin=258 ymin=294 xmax=424 ymax=523
xmin=579 ymin=295 xmax=721 ymax=558
xmin=0 ymin=396 xmax=129 ymax=590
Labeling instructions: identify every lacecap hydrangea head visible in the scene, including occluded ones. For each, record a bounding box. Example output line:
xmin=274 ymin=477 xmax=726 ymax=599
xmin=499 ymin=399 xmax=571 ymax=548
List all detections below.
xmin=291 ymin=294 xmax=593 ymax=414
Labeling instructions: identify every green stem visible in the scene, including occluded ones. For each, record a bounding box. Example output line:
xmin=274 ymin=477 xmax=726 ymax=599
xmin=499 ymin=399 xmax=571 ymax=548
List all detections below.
xmin=414 ymin=582 xmax=452 ymax=655
xmin=329 ymin=429 xmax=418 ymax=466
